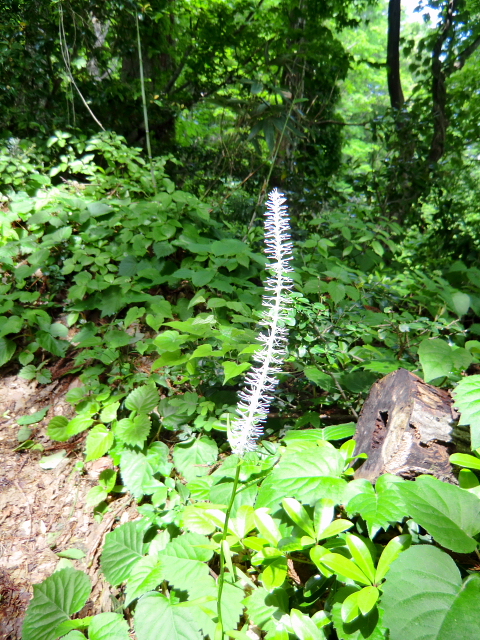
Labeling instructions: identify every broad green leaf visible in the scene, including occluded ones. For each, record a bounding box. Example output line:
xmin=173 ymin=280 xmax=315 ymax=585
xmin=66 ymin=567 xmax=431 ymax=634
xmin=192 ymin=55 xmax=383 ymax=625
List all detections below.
xmin=357 ymin=586 xmax=379 ymax=616
xmin=0 ymin=336 xmax=17 ymax=365
xmin=54 ymin=618 xmax=92 ymax=638
xmin=374 ymin=534 xmax=411 ymax=584
xmin=282 ymin=498 xmax=316 ymax=538
xmin=89 ymin=613 xmax=130 ymax=640
xmin=316 ymin=552 xmax=371 ymax=585
xmin=134 ymin=592 xmax=202 ymax=640
xmin=452 ymin=375 xmax=480 ymax=448
xmin=153 ymin=330 xmax=189 ymax=352
xmin=86 ymin=486 xmax=108 ymax=507
xmin=47 ymin=416 xmax=69 ymax=441
xmin=418 ymin=338 xmax=453 ymax=383
xmin=104 ymin=329 xmax=131 ymax=348
xmin=22 ymin=568 xmax=91 ymax=640
xmin=303 ymin=367 xmax=334 ymax=391
xmin=65 ymin=416 xmax=93 ymax=438
xmin=395 ymin=475 xmax=480 ymax=552
xmin=17 ymin=406 xmax=49 ymax=425
xmin=341 ymin=591 xmax=360 ymax=623
xmin=125 ymin=385 xmax=159 ymax=413
xmin=158 ymin=532 xmax=213 ymax=597
xmin=192 ymin=578 xmax=246 ymax=638
xmin=458 ymin=468 xmax=480 ymax=489
xmin=262 ymin=557 xmax=288 ymax=590
xmin=115 ymin=415 xmax=151 ymax=447
xmin=125 ymin=556 xmax=164 ymax=606
xmin=290 ymin=608 xmax=326 ymax=640
xmin=120 ymin=449 xmax=158 ymax=499
xmin=243 ymin=587 xmax=289 ymax=635
xmin=328 ymin=281 xmax=345 ymax=305
xmin=319 ymin=519 xmax=353 ymax=540
xmin=256 ymin=447 xmax=346 ymax=512
xmin=450 ymin=291 xmax=470 ymax=317
xmin=124 ymin=306 xmax=145 ymax=328
xmin=182 ymin=504 xmax=219 ymax=535
xmin=382 ymin=545 xmax=480 ymax=640
xmin=36 ymin=330 xmax=66 ymax=357
xmin=254 ymin=508 xmax=283 ymax=546
xmin=100 ymin=401 xmax=120 ymax=423
xmin=223 ymin=361 xmax=251 ymax=384
xmin=313 ymin=499 xmax=334 ymax=540
xmin=346 ymin=475 xmax=407 ymax=537
xmin=100 ymin=522 xmax=145 ymax=586
xmin=99 ymin=469 xmax=117 ymax=492
xmin=345 ymin=534 xmax=375 ymax=584
xmin=85 ymin=425 xmax=114 ymax=462
xmin=173 ymin=436 xmax=218 ymax=481
xmin=450 ymin=453 xmax=480 ymax=470
xmin=331 ymin=586 xmax=386 ymax=640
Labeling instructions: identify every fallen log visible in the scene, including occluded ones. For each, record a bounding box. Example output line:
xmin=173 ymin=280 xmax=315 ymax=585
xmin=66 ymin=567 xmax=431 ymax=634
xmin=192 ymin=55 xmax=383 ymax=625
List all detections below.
xmin=352 ymin=368 xmax=469 ymax=484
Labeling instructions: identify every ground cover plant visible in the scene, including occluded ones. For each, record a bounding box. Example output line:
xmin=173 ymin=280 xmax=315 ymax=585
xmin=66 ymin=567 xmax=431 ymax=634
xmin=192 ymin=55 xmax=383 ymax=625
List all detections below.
xmin=1 ymin=141 xmax=480 ymax=639
xmin=2 ymin=0 xmax=480 ymax=637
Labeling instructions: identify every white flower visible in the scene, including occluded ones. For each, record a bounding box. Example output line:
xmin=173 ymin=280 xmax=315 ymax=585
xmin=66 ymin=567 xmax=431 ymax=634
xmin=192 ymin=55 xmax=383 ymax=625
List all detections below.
xmin=228 ymin=188 xmax=294 ymax=457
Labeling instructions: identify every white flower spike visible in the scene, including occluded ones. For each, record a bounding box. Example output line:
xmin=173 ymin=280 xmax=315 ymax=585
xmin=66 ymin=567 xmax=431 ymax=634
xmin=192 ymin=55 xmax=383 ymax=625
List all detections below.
xmin=228 ymin=188 xmax=294 ymax=457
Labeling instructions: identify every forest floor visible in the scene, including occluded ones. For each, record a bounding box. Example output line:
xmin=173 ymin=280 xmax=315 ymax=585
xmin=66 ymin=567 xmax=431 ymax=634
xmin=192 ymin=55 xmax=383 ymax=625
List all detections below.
xmin=0 ymin=374 xmax=138 ymax=640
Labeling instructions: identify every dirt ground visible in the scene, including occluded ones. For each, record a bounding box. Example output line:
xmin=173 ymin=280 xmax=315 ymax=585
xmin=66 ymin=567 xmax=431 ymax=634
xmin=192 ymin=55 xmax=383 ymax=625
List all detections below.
xmin=0 ymin=374 xmax=138 ymax=640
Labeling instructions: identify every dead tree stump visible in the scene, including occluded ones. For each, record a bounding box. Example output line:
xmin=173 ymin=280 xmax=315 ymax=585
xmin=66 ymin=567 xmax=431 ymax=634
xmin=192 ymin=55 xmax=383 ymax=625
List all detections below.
xmin=352 ymin=368 xmax=468 ymax=483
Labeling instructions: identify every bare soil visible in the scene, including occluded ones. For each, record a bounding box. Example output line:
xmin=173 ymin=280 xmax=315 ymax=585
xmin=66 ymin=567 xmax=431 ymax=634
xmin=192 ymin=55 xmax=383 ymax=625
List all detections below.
xmin=0 ymin=374 xmax=138 ymax=640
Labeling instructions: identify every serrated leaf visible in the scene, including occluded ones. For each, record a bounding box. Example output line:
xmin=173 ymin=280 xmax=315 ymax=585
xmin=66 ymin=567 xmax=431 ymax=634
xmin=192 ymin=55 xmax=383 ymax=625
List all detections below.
xmin=88 ymin=613 xmax=129 ymax=640
xmin=382 ymin=546 xmax=480 ymax=640
xmin=125 ymin=556 xmax=164 ymax=606
xmin=173 ymin=436 xmax=218 ymax=481
xmin=36 ymin=330 xmax=67 ymax=357
xmin=418 ymin=338 xmax=453 ymax=383
xmin=256 ymin=448 xmax=346 ymax=513
xmin=125 ymin=385 xmax=159 ymax=413
xmin=100 ymin=522 xmax=146 ymax=586
xmin=120 ymin=449 xmax=157 ymax=499
xmin=395 ymin=475 xmax=480 ymax=552
xmin=158 ymin=532 xmax=213 ymax=597
xmin=452 ymin=375 xmax=480 ymax=448
xmin=0 ymin=336 xmax=16 ymax=366
xmin=243 ymin=587 xmax=289 ymax=635
xmin=22 ymin=568 xmax=91 ymax=640
xmin=115 ymin=415 xmax=151 ymax=447
xmin=47 ymin=416 xmax=70 ymax=441
xmin=346 ymin=475 xmax=408 ymax=537
xmin=100 ymin=401 xmax=120 ymax=424
xmin=85 ymin=425 xmax=114 ymax=462
xmin=134 ymin=592 xmax=202 ymax=640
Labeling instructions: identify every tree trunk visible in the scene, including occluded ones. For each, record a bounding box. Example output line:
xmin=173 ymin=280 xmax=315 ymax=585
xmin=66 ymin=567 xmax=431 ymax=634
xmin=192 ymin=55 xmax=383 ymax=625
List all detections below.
xmin=352 ymin=369 xmax=468 ymax=484
xmin=387 ymin=0 xmax=404 ymax=110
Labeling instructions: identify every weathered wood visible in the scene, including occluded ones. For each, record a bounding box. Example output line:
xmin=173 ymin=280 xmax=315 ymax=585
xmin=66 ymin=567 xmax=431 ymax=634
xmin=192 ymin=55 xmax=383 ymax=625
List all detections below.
xmin=352 ymin=368 xmax=467 ymax=483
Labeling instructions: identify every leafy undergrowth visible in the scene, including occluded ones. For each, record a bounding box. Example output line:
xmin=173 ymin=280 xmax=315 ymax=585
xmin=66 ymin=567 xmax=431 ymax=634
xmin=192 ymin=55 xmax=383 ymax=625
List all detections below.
xmin=2 ymin=133 xmax=480 ymax=640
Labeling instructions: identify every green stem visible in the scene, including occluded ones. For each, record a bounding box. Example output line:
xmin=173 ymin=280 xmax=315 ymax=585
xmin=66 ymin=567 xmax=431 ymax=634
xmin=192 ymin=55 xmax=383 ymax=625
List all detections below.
xmin=217 ymin=460 xmax=242 ymax=640
xmin=135 ymin=12 xmax=157 ymax=193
